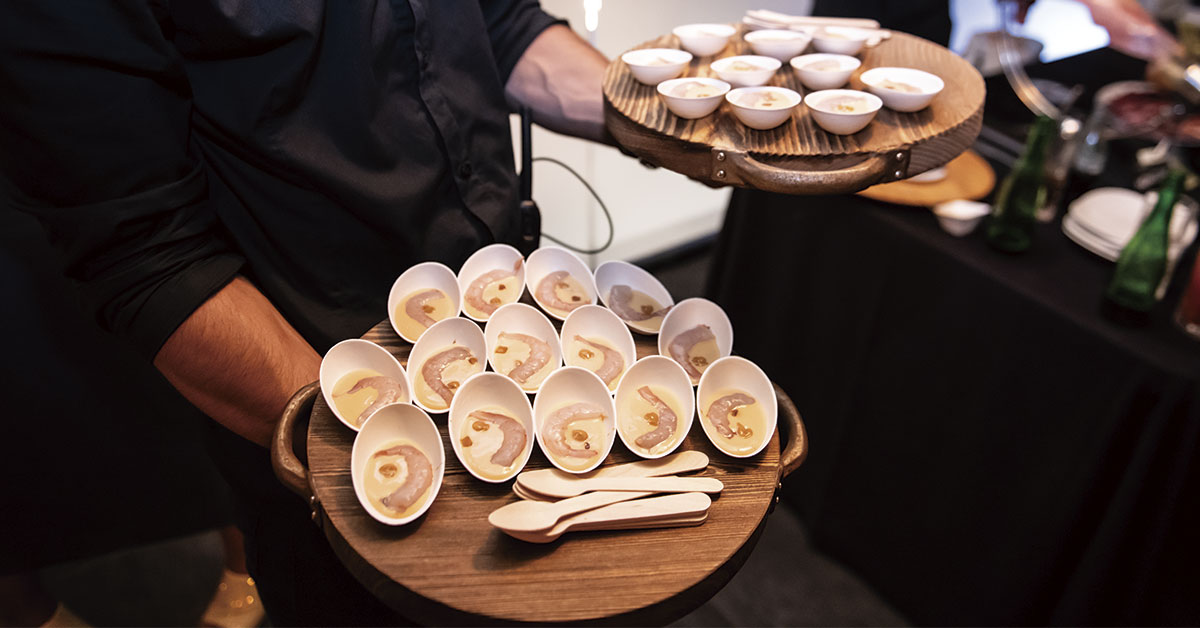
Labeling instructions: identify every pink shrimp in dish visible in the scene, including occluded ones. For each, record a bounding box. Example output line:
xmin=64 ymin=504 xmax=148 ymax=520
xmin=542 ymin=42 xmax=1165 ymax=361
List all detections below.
xmin=607 ymin=284 xmax=670 ymax=322
xmin=541 ymin=402 xmax=605 ymax=459
xmin=497 ymin=332 xmax=552 ymax=384
xmin=421 ymin=346 xmax=475 ymax=405
xmin=468 ymin=410 xmax=527 ymax=467
xmin=536 ymin=270 xmax=589 ymax=313
xmin=706 ymin=392 xmax=756 ymax=439
xmin=404 ymin=288 xmax=445 ymax=329
xmin=573 ymin=335 xmax=624 ymax=386
xmin=342 ymin=376 xmax=405 ymax=425
xmin=669 ymin=324 xmax=716 ymax=380
xmin=374 ymin=444 xmax=433 ymax=512
xmin=464 ymin=267 xmax=518 ymax=316
xmin=634 ymin=386 xmax=677 ymax=449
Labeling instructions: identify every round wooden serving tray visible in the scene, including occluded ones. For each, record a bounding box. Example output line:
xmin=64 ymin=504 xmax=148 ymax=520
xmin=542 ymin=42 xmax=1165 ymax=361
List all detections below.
xmin=273 ymin=320 xmax=808 ymax=625
xmin=604 ymin=27 xmax=986 ymax=195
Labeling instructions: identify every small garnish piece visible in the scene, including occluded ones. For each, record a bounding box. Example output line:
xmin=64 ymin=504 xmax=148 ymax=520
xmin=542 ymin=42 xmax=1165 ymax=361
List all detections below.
xmin=495 ymin=345 xmax=508 ymax=354
xmin=641 ymin=304 xmax=654 ymax=315
xmin=461 ymin=436 xmax=473 ymax=447
xmin=644 ymin=412 xmax=659 ymax=426
xmin=468 ymin=357 xmax=478 ymax=365
xmin=571 ymin=429 xmax=589 ymax=442
xmin=447 ymin=381 xmax=459 ymax=390
xmin=498 ymin=284 xmax=506 ymax=290
xmin=578 ymin=348 xmax=594 ymax=360
xmin=422 ymin=304 xmax=435 ymax=314
xmin=691 ymin=356 xmax=708 ymax=368
xmin=489 ymin=297 xmax=501 ymax=305
xmin=379 ymin=463 xmax=398 ymax=478
xmin=472 ymin=420 xmax=490 ymax=432
xmin=736 ymin=422 xmax=753 ymax=438
xmin=571 ymin=295 xmax=581 ymax=302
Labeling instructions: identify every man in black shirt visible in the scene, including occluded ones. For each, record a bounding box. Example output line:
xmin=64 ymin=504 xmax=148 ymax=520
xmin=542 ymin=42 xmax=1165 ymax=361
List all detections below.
xmin=1 ymin=1 xmax=609 ymax=623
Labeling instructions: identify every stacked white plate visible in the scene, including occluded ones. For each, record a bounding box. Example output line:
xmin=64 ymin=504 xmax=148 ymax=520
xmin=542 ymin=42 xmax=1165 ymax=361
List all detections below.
xmin=1062 ymin=187 xmax=1198 ymax=263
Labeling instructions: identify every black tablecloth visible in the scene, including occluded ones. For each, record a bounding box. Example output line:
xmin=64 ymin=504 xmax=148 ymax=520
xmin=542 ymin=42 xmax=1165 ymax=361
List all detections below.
xmin=710 ymin=170 xmax=1200 ymax=625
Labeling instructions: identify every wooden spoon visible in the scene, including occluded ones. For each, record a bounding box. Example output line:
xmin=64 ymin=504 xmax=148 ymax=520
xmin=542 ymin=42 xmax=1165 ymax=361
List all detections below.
xmin=515 ymin=449 xmax=708 ymax=492
xmin=517 ymin=474 xmax=723 ymax=499
xmin=489 ymin=490 xmax=654 ymax=533
xmin=501 ymin=492 xmax=712 ymax=543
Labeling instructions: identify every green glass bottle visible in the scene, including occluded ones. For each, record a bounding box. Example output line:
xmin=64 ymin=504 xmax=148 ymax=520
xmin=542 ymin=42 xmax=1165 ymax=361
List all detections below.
xmin=1103 ymin=169 xmax=1185 ymax=322
xmin=986 ymin=115 xmax=1056 ymax=253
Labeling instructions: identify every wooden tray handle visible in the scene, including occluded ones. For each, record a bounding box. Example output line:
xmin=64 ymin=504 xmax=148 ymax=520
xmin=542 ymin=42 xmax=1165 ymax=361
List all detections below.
xmin=716 ymin=148 xmax=909 ymax=195
xmin=272 ymin=380 xmax=320 ymax=500
xmin=775 ymin=383 xmax=809 ymax=479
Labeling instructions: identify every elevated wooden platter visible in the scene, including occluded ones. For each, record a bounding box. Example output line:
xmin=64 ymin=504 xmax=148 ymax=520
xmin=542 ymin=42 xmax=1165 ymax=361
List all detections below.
xmin=604 ymin=27 xmax=986 ymax=195
xmin=273 ymin=320 xmax=808 ymax=625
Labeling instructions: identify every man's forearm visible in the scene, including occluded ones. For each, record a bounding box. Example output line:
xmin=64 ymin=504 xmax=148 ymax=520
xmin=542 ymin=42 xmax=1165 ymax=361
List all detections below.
xmin=154 ymin=276 xmax=321 ymax=447
xmin=506 ymin=24 xmax=610 ymax=143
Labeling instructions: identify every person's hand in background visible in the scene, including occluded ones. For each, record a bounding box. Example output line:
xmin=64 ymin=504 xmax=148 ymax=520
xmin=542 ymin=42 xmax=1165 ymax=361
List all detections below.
xmin=1011 ymin=0 xmax=1181 ymax=61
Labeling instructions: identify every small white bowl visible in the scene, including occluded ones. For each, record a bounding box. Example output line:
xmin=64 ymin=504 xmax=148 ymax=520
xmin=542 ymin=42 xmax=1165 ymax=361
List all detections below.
xmin=932 ymin=200 xmax=991 ymax=237
xmin=320 ymin=339 xmax=410 ymax=431
xmin=484 ymin=303 xmax=562 ymax=393
xmin=448 ymin=372 xmax=536 ymax=483
xmin=673 ymin=23 xmax=736 ymax=57
xmin=696 ymin=356 xmax=777 ymax=459
xmin=532 ymin=367 xmax=617 ymax=474
xmin=351 ymin=403 xmax=445 ymax=525
xmin=658 ymin=298 xmax=734 ymax=385
xmin=406 ymin=317 xmax=487 ymax=414
xmin=709 ymin=55 xmax=782 ymax=88
xmin=525 ymin=246 xmax=598 ymax=320
xmin=811 ymin=26 xmax=873 ymax=55
xmin=726 ymin=86 xmax=801 ymax=130
xmin=457 ymin=244 xmax=526 ymax=322
xmin=859 ymin=67 xmax=945 ymax=112
xmin=621 ymin=48 xmax=693 ymax=86
xmin=614 ymin=356 xmax=695 ymax=459
xmin=594 ymin=260 xmax=675 ymax=335
xmin=744 ymin=29 xmax=811 ymax=61
xmin=657 ymin=77 xmax=731 ymax=119
xmin=789 ymin=53 xmax=861 ymax=90
xmin=387 ymin=262 xmax=462 ymax=344
xmin=804 ymin=89 xmax=882 ymax=135
xmin=560 ymin=305 xmax=637 ymax=392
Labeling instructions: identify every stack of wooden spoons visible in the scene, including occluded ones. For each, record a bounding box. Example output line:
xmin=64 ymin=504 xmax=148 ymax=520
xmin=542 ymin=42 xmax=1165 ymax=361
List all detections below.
xmin=487 ymin=451 xmax=721 ymax=543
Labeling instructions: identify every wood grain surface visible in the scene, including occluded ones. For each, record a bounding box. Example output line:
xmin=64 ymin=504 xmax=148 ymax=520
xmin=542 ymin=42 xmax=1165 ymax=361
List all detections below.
xmin=604 ymin=26 xmax=986 ymax=194
xmin=304 ymin=320 xmax=786 ymax=625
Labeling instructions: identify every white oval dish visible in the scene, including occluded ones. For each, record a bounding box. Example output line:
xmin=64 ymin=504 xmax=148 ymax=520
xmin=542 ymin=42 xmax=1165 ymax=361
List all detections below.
xmin=657 ymin=77 xmax=731 ymax=119
xmin=673 ymin=23 xmax=736 ymax=57
xmin=932 ymin=200 xmax=991 ymax=237
xmin=351 ymin=403 xmax=445 ymax=525
xmin=593 ymin=260 xmax=675 ymax=335
xmin=621 ymin=48 xmax=693 ymax=86
xmin=744 ymin=29 xmax=811 ymax=61
xmin=695 ymin=356 xmax=777 ymax=459
xmin=789 ymin=53 xmax=861 ymax=90
xmin=457 ymin=244 xmax=526 ymax=322
xmin=320 ymin=339 xmax=411 ymax=432
xmin=811 ymin=26 xmax=873 ymax=55
xmin=726 ymin=86 xmax=802 ymax=130
xmin=804 ymin=89 xmax=882 ymax=135
xmin=387 ymin=262 xmax=462 ymax=344
xmin=484 ymin=303 xmax=562 ymax=393
xmin=560 ymin=305 xmax=637 ymax=393
xmin=859 ymin=67 xmax=944 ymax=112
xmin=406 ymin=317 xmax=487 ymax=414
xmin=525 ymin=246 xmax=598 ymax=321
xmin=658 ymin=297 xmax=734 ymax=386
xmin=709 ymin=55 xmax=782 ymax=88
xmin=532 ymin=367 xmax=617 ymax=474
xmin=614 ymin=356 xmax=696 ymax=459
xmin=448 ymin=372 xmax=536 ymax=483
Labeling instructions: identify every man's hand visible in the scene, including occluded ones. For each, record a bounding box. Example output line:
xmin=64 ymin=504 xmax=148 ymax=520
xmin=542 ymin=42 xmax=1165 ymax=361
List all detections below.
xmin=506 ymin=24 xmax=611 ymax=144
xmin=1015 ymin=0 xmax=1181 ymax=61
xmin=154 ymin=276 xmax=320 ymax=447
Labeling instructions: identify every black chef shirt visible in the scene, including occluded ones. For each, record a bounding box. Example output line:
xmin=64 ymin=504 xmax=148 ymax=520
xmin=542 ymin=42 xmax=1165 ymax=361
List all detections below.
xmin=0 ymin=0 xmax=561 ymax=355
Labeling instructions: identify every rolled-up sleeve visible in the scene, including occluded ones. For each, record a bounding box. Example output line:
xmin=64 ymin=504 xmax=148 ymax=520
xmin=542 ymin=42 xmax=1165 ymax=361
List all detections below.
xmin=0 ymin=0 xmax=243 ymax=358
xmin=480 ymin=0 xmax=566 ymax=84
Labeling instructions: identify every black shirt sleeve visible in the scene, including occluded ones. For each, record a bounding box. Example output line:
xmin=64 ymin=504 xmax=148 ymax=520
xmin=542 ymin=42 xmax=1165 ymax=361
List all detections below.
xmin=479 ymin=0 xmax=567 ymax=84
xmin=0 ymin=0 xmax=243 ymax=359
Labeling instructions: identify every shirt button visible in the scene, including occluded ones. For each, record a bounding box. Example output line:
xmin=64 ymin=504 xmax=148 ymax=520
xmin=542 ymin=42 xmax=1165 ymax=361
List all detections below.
xmin=458 ymin=162 xmax=473 ymax=178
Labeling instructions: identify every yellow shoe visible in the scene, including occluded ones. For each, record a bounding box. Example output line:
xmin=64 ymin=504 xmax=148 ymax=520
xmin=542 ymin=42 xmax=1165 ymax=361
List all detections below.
xmin=200 ymin=570 xmax=265 ymax=628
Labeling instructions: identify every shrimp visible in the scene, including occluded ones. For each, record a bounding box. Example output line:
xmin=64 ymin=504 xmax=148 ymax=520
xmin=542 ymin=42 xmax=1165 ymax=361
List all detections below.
xmin=374 ymin=444 xmax=433 ymax=512
xmin=573 ymin=335 xmax=624 ymax=386
xmin=536 ymin=270 xmax=589 ymax=313
xmin=404 ymin=288 xmax=445 ymax=329
xmin=634 ymin=386 xmax=677 ymax=449
xmin=421 ymin=346 xmax=475 ymax=405
xmin=497 ymin=332 xmax=552 ymax=384
xmin=706 ymin=392 xmax=756 ymax=439
xmin=464 ymin=269 xmax=516 ymax=316
xmin=468 ymin=410 xmax=527 ymax=467
xmin=541 ymin=402 xmax=604 ymax=459
xmin=669 ymin=324 xmax=716 ymax=380
xmin=607 ymin=284 xmax=670 ymax=322
xmin=343 ymin=376 xmax=405 ymax=426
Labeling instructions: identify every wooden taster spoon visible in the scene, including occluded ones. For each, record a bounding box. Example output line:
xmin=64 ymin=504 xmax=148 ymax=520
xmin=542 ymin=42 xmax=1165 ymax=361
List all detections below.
xmin=517 ymin=475 xmax=723 ymax=499
xmin=514 ymin=449 xmax=709 ymax=498
xmin=489 ymin=489 xmax=655 ymax=533
xmin=501 ymin=492 xmax=713 ymax=543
